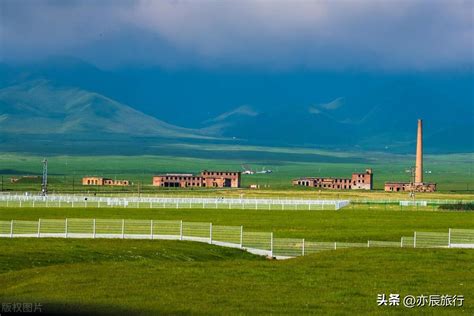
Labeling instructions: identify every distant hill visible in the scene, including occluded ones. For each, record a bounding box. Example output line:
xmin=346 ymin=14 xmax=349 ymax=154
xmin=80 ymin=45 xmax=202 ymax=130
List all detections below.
xmin=0 ymin=57 xmax=472 ymax=153
xmin=0 ymin=80 xmax=214 ymax=139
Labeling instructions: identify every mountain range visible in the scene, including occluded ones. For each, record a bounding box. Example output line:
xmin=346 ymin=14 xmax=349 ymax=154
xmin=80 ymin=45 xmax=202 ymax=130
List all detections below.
xmin=0 ymin=79 xmax=214 ymax=139
xmin=0 ymin=57 xmax=472 ymax=154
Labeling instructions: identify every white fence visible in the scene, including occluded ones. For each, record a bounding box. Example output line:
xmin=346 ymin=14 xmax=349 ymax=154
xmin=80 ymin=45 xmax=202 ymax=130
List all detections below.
xmin=401 ymin=236 xmax=415 ymax=248
xmin=368 ymin=240 xmax=402 ymax=248
xmin=400 ymin=201 xmax=428 ymax=207
xmin=414 ymin=232 xmax=449 ymax=248
xmin=1 ymin=218 xmax=472 ymax=258
xmin=450 ymin=229 xmax=474 ymax=248
xmin=353 ymin=198 xmax=473 ymax=205
xmin=0 ymin=194 xmax=350 ymax=210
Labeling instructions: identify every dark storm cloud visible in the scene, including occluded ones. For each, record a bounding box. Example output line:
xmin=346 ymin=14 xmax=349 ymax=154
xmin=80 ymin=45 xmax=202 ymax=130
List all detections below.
xmin=0 ymin=0 xmax=472 ymax=69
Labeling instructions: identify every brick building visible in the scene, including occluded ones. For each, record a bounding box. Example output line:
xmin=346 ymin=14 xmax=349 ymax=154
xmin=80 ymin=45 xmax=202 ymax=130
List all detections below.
xmin=292 ymin=169 xmax=373 ymax=190
xmin=384 ymin=182 xmax=436 ymax=193
xmin=153 ymin=170 xmax=241 ymax=188
xmin=82 ymin=177 xmax=130 ymax=186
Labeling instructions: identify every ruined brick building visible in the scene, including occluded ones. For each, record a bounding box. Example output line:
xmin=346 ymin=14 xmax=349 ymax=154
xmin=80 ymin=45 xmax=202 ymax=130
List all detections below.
xmin=153 ymin=170 xmax=241 ymax=188
xmin=292 ymin=169 xmax=373 ymax=190
xmin=82 ymin=177 xmax=130 ymax=186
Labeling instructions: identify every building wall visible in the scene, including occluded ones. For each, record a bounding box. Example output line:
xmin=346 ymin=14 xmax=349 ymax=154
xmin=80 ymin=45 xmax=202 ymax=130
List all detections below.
xmin=384 ymin=182 xmax=408 ymax=192
xmin=153 ymin=174 xmax=202 ymax=188
xmin=384 ymin=182 xmax=436 ymax=193
xmin=351 ymin=169 xmax=373 ymax=190
xmin=201 ymin=171 xmax=241 ymax=188
xmin=292 ymin=179 xmax=316 ymax=187
xmin=82 ymin=177 xmax=130 ymax=186
xmin=82 ymin=177 xmax=104 ymax=186
xmin=292 ymin=169 xmax=373 ymax=190
xmin=105 ymin=179 xmax=130 ymax=186
xmin=152 ymin=171 xmax=241 ymax=188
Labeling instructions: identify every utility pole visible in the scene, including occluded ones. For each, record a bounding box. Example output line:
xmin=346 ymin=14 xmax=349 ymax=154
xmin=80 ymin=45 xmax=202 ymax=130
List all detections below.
xmin=41 ymin=158 xmax=48 ymax=196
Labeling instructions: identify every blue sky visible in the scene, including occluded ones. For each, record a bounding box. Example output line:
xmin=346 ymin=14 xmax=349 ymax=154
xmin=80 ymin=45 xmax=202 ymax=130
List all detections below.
xmin=1 ymin=0 xmax=473 ymax=70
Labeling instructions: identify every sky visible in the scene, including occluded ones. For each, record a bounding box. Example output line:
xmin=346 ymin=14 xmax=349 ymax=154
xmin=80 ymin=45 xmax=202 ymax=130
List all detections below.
xmin=0 ymin=0 xmax=473 ymax=70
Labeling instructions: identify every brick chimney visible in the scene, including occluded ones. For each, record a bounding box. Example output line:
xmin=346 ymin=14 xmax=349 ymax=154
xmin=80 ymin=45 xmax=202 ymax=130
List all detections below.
xmin=415 ymin=119 xmax=423 ymax=184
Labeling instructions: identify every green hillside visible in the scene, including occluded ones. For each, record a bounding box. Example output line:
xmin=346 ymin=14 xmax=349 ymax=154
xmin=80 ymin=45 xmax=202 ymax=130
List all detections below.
xmin=0 ymin=80 xmax=214 ymax=139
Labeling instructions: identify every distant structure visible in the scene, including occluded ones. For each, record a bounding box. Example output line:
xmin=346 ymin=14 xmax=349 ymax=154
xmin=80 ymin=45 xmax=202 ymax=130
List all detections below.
xmin=41 ymin=158 xmax=48 ymax=196
xmin=385 ymin=119 xmax=436 ymax=192
xmin=153 ymin=170 xmax=241 ymax=188
xmin=10 ymin=176 xmax=40 ymax=183
xmin=292 ymin=169 xmax=373 ymax=190
xmin=82 ymin=177 xmax=130 ymax=186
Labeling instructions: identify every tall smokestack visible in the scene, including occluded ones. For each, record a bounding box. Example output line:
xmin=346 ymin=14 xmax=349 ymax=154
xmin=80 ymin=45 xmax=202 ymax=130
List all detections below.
xmin=415 ymin=119 xmax=423 ymax=184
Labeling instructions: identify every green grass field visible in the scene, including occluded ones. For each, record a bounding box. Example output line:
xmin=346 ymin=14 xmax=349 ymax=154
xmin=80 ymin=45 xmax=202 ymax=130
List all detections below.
xmin=0 ymin=205 xmax=473 ymax=241
xmin=0 ymin=205 xmax=473 ymax=314
xmin=1 ymin=238 xmax=472 ymax=315
xmin=1 ymin=149 xmax=473 ymax=193
xmin=1 ymin=148 xmax=472 ymax=314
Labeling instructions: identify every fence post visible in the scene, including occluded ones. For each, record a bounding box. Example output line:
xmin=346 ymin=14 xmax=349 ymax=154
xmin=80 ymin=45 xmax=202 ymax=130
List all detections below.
xmin=65 ymin=218 xmax=68 ymax=238
xmin=400 ymin=237 xmax=403 ymax=248
xmin=240 ymin=226 xmax=243 ymax=248
xmin=367 ymin=240 xmax=370 ymax=248
xmin=10 ymin=220 xmax=13 ymax=238
xmin=209 ymin=223 xmax=213 ymax=244
xmin=270 ymin=232 xmax=273 ymax=257
xmin=334 ymin=242 xmax=337 ymax=250
xmin=414 ymin=232 xmax=417 ymax=248
xmin=93 ymin=219 xmax=96 ymax=239
xmin=302 ymin=238 xmax=305 ymax=256
xmin=37 ymin=219 xmax=41 ymax=238
xmin=122 ymin=219 xmax=125 ymax=239
xmin=151 ymin=220 xmax=154 ymax=240
xmin=180 ymin=220 xmax=183 ymax=240
xmin=448 ymin=228 xmax=451 ymax=248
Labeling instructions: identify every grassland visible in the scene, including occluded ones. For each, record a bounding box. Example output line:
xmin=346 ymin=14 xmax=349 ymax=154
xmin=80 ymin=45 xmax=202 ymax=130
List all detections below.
xmin=0 ymin=205 xmax=473 ymax=242
xmin=0 ymin=235 xmax=473 ymax=314
xmin=1 ymin=146 xmax=472 ymax=314
xmin=0 ymin=148 xmax=472 ymax=193
xmin=1 ymin=204 xmax=473 ymax=314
